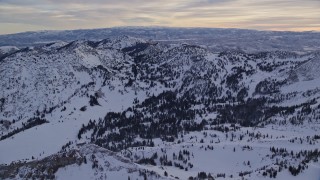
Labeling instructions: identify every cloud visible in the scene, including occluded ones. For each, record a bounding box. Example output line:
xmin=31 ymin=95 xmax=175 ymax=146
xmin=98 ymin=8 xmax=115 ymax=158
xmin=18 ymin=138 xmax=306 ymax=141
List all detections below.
xmin=0 ymin=0 xmax=319 ymax=34
xmin=122 ymin=17 xmax=156 ymax=23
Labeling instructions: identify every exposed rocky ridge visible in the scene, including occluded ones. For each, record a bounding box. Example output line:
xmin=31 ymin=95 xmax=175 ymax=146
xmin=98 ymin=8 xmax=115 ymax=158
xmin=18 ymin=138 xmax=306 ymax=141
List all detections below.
xmin=0 ymin=144 xmax=165 ymax=180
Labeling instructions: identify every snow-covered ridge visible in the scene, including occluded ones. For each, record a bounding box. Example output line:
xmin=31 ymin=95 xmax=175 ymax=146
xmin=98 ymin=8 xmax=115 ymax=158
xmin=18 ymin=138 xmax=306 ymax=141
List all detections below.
xmin=0 ymin=46 xmax=19 ymax=54
xmin=0 ymin=46 xmax=19 ymax=59
xmin=0 ymin=36 xmax=320 ymax=179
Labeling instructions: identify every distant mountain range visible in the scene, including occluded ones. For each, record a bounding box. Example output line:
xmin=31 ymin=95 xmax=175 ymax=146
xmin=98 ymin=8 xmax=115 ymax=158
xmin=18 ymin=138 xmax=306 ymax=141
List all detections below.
xmin=1 ymin=27 xmax=320 ymax=53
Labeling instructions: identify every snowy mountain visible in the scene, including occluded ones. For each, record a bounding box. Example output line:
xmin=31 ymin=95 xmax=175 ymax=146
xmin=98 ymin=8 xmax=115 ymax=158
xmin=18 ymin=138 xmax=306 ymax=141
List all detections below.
xmin=0 ymin=34 xmax=320 ymax=180
xmin=0 ymin=46 xmax=19 ymax=59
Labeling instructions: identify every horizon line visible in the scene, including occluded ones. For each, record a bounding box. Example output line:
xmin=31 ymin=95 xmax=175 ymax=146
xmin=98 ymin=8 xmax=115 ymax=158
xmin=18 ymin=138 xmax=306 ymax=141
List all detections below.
xmin=1 ymin=26 xmax=319 ymax=36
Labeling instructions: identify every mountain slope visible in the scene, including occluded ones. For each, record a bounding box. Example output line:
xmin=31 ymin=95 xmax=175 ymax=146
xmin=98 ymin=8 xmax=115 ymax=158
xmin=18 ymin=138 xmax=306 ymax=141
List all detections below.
xmin=0 ymin=36 xmax=319 ymax=179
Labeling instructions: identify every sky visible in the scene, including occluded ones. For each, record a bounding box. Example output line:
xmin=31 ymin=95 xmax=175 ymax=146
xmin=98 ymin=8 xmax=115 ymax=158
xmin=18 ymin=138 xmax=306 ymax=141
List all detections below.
xmin=0 ymin=0 xmax=319 ymax=34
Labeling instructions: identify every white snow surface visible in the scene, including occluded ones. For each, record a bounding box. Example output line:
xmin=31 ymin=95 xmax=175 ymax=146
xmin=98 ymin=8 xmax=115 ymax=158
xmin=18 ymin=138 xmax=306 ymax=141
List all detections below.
xmin=0 ymin=37 xmax=320 ymax=179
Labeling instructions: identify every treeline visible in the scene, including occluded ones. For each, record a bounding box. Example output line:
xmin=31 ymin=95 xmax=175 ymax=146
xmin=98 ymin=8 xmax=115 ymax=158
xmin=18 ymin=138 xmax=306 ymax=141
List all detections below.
xmin=77 ymin=86 xmax=320 ymax=152
xmin=0 ymin=117 xmax=48 ymax=141
xmin=78 ymin=91 xmax=204 ymax=151
xmin=267 ymin=146 xmax=320 ymax=177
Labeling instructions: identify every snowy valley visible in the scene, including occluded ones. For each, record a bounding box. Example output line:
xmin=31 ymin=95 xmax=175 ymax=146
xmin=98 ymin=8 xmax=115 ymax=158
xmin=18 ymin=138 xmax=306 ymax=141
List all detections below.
xmin=0 ymin=29 xmax=320 ymax=180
